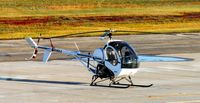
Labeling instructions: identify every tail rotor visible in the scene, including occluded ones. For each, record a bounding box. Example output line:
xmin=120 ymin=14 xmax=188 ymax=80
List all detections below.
xmin=25 ymin=34 xmax=41 ymax=60
xmin=25 ymin=34 xmax=54 ymax=63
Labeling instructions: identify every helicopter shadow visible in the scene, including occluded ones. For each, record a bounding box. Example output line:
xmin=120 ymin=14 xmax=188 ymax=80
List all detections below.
xmin=0 ymin=76 xmax=87 ymax=86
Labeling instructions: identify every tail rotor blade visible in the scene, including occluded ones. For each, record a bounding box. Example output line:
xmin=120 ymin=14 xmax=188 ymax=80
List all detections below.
xmin=25 ymin=37 xmax=39 ymax=60
xmin=25 ymin=37 xmax=38 ymax=48
xmin=25 ymin=48 xmax=38 ymax=60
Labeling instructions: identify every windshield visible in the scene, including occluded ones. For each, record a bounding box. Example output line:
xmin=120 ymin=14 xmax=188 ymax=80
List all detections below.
xmin=109 ymin=41 xmax=138 ymax=68
xmin=106 ymin=47 xmax=118 ymax=66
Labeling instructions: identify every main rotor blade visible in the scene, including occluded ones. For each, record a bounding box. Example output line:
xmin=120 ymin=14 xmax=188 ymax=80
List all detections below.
xmin=115 ymin=30 xmax=161 ymax=34
xmin=51 ymin=30 xmax=106 ymax=38
xmin=41 ymin=30 xmax=161 ymax=39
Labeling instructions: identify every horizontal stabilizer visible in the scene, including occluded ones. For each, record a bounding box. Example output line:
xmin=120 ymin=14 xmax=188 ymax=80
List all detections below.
xmin=43 ymin=49 xmax=52 ymax=63
xmin=25 ymin=37 xmax=38 ymax=48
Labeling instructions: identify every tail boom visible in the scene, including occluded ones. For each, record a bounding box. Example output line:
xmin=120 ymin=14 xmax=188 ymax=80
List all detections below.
xmin=25 ymin=37 xmax=80 ymax=63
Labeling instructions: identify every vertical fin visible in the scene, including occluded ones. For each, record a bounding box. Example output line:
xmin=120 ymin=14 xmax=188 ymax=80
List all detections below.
xmin=43 ymin=49 xmax=52 ymax=63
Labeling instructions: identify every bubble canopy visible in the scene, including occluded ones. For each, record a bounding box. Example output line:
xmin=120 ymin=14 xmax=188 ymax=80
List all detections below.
xmin=108 ymin=41 xmax=139 ymax=68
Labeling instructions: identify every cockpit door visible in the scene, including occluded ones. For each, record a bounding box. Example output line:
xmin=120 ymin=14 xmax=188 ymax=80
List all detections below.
xmin=104 ymin=46 xmax=121 ymax=76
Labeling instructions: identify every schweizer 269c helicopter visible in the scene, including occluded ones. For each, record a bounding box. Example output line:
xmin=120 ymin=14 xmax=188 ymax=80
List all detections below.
xmin=25 ymin=30 xmax=187 ymax=88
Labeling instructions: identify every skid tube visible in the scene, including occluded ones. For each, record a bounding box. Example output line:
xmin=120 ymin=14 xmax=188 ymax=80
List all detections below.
xmin=90 ymin=75 xmax=153 ymax=88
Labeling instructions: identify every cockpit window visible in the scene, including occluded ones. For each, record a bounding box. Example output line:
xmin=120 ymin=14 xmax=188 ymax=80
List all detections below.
xmin=109 ymin=41 xmax=138 ymax=68
xmin=121 ymin=46 xmax=137 ymax=68
xmin=106 ymin=47 xmax=118 ymax=66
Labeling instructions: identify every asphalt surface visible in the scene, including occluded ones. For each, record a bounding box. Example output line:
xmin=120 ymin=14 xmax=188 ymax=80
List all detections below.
xmin=0 ymin=33 xmax=200 ymax=103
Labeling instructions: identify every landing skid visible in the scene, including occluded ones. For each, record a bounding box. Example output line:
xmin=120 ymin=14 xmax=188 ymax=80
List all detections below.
xmin=91 ymin=84 xmax=130 ymax=88
xmin=132 ymin=84 xmax=153 ymax=87
xmin=90 ymin=75 xmax=153 ymax=88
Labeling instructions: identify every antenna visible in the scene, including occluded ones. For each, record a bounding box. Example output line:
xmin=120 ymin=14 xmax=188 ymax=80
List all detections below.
xmin=74 ymin=41 xmax=80 ymax=52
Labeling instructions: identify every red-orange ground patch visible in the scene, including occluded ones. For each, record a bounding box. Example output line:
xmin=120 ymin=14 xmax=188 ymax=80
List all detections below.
xmin=0 ymin=16 xmax=55 ymax=25
xmin=0 ymin=12 xmax=199 ymax=26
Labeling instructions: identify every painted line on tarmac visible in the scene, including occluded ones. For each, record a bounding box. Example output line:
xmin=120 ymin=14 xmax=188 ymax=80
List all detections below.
xmin=167 ymin=100 xmax=200 ymax=103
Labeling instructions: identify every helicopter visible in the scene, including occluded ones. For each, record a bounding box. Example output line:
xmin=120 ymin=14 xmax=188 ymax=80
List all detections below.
xmin=25 ymin=29 xmax=187 ymax=88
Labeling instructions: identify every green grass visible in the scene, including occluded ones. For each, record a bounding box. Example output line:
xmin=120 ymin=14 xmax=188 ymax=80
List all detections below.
xmin=0 ymin=0 xmax=200 ymax=39
xmin=1 ymin=0 xmax=200 ymax=17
